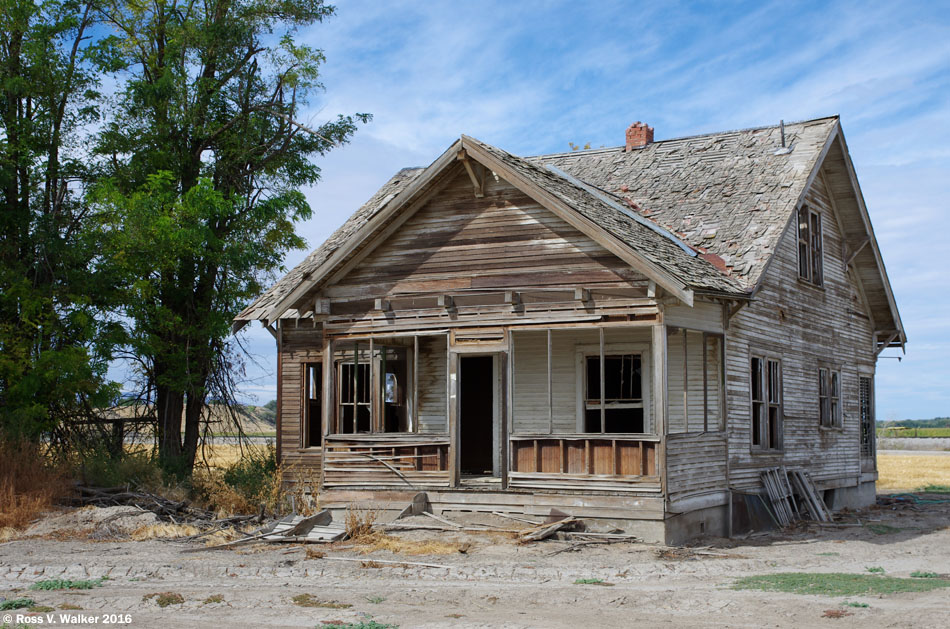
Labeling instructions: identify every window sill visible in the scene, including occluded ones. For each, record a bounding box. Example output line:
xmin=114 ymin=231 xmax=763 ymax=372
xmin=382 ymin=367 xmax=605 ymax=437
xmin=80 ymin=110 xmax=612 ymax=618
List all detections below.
xmin=749 ymin=448 xmax=784 ymax=455
xmin=797 ymin=277 xmax=825 ymax=291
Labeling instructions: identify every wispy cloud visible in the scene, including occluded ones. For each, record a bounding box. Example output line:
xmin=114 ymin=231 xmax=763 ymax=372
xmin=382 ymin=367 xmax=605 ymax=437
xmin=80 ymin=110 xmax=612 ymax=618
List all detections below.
xmin=235 ymin=0 xmax=950 ymax=419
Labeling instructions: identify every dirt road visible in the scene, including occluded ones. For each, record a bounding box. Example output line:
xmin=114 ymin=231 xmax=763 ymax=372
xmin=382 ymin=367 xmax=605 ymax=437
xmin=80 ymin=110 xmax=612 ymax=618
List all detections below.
xmin=2 ymin=497 xmax=949 ymax=628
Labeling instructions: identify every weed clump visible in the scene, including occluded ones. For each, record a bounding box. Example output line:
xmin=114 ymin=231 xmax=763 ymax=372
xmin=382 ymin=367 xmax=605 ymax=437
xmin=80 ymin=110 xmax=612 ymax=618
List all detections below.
xmin=0 ymin=598 xmax=35 ymax=610
xmin=291 ymin=594 xmax=351 ymax=608
xmin=143 ymin=592 xmax=184 ymax=607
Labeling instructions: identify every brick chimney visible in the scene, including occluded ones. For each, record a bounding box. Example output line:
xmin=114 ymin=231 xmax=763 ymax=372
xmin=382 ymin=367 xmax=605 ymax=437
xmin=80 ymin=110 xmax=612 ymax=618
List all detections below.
xmin=625 ymin=121 xmax=654 ymax=151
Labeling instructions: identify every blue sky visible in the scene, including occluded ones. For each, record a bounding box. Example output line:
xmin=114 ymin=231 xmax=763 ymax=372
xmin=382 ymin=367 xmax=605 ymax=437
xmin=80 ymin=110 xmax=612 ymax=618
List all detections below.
xmin=234 ymin=0 xmax=950 ymax=421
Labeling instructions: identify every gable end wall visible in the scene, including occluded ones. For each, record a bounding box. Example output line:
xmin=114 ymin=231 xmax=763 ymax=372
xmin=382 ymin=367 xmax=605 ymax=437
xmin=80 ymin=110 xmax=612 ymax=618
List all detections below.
xmin=724 ymin=170 xmax=876 ymax=491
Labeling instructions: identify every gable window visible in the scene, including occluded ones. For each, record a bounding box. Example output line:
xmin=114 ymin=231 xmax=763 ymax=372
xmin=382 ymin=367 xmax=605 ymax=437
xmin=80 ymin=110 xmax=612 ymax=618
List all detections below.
xmin=584 ymin=353 xmax=645 ymax=433
xmin=818 ymin=368 xmax=842 ymax=428
xmin=798 ymin=205 xmax=823 ymax=285
xmin=751 ymin=356 xmax=782 ymax=450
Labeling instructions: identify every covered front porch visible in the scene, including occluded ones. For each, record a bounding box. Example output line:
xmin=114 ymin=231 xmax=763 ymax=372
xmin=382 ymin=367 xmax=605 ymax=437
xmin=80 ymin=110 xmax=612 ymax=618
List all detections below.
xmin=315 ymin=313 xmax=725 ymax=499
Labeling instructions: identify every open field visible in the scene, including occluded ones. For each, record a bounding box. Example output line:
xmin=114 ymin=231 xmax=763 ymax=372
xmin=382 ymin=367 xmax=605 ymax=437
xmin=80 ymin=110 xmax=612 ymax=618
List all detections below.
xmin=877 ymin=452 xmax=950 ymax=491
xmin=878 ymin=427 xmax=950 ymax=438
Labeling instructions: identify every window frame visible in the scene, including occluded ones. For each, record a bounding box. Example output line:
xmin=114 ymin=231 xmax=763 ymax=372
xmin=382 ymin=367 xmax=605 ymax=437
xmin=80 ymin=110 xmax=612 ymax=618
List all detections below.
xmin=750 ymin=354 xmax=783 ymax=451
xmin=327 ymin=334 xmax=434 ymax=436
xmin=797 ymin=205 xmax=824 ymax=286
xmin=574 ymin=342 xmax=652 ymax=435
xmin=818 ymin=367 xmax=843 ymax=429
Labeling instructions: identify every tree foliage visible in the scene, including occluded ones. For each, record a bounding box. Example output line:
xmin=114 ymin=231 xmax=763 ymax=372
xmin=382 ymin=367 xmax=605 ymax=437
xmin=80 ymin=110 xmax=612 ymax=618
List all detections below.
xmin=0 ymin=0 xmax=121 ymax=439
xmin=92 ymin=0 xmax=368 ymax=473
xmin=1 ymin=1 xmax=367 ymax=474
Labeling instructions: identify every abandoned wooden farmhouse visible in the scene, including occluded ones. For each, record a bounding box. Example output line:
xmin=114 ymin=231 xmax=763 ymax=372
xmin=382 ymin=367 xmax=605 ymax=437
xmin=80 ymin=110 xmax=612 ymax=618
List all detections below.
xmin=233 ymin=116 xmax=905 ymax=543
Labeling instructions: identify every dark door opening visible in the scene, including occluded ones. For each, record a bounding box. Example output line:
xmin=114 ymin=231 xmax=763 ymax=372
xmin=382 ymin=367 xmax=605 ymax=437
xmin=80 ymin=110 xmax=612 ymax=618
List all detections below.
xmin=460 ymin=356 xmax=495 ymax=475
xmin=305 ymin=363 xmax=322 ymax=447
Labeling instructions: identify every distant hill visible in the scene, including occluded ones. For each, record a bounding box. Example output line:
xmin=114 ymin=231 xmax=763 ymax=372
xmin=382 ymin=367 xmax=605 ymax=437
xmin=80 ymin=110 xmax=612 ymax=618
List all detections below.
xmin=105 ymin=402 xmax=277 ymax=436
xmin=876 ymin=417 xmax=950 ymax=428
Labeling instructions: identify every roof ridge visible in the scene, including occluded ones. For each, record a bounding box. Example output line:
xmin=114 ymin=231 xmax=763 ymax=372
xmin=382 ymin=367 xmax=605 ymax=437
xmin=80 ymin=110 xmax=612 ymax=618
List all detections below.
xmin=529 ymin=115 xmax=839 ymax=159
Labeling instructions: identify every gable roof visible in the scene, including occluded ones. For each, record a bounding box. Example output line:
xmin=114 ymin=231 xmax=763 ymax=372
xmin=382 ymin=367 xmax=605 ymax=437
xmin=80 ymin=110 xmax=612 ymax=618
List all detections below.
xmin=234 ymin=116 xmax=904 ymax=349
xmin=534 ymin=117 xmax=839 ymax=288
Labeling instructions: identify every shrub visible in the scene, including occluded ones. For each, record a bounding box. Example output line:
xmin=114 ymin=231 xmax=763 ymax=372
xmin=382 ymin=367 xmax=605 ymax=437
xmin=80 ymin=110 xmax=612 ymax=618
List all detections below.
xmin=192 ymin=444 xmax=283 ymax=515
xmin=0 ymin=435 xmax=69 ymax=529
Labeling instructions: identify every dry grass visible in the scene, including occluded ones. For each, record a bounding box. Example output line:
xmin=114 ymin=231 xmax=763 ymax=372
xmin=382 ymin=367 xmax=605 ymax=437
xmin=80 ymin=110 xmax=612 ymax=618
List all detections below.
xmin=344 ymin=506 xmax=379 ymax=540
xmin=877 ymin=453 xmax=950 ymax=491
xmin=0 ymin=437 xmax=69 ymax=529
xmin=130 ymin=523 xmax=201 ymax=540
xmin=203 ymin=527 xmax=244 ymax=547
xmin=353 ymin=533 xmax=470 ymax=556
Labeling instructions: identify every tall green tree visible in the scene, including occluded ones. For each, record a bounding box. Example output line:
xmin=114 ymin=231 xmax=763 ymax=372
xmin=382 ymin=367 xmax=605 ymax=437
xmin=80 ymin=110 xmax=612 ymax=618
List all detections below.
xmin=94 ymin=0 xmax=368 ymax=473
xmin=0 ymin=1 xmax=119 ymax=439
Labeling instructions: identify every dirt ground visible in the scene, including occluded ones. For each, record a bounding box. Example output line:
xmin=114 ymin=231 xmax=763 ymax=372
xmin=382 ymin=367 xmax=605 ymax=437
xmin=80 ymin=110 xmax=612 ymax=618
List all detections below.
xmin=2 ymin=494 xmax=949 ymax=629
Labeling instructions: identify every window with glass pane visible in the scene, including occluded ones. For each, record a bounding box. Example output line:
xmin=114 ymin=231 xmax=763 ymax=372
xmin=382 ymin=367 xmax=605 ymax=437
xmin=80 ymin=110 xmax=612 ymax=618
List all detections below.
xmin=584 ymin=354 xmax=644 ymax=433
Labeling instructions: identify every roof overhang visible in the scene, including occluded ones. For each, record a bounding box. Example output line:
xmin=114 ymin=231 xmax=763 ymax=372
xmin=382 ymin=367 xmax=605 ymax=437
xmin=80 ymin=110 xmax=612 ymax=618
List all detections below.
xmin=255 ymin=136 xmax=708 ymax=326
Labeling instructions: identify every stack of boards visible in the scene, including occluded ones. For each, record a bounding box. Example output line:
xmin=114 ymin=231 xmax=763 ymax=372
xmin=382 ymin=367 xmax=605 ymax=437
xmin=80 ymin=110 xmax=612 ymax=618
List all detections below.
xmin=760 ymin=467 xmax=832 ymax=526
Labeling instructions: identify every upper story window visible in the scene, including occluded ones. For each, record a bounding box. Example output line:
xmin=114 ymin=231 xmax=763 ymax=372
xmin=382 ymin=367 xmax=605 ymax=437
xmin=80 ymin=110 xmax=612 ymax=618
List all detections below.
xmin=798 ymin=205 xmax=823 ymax=285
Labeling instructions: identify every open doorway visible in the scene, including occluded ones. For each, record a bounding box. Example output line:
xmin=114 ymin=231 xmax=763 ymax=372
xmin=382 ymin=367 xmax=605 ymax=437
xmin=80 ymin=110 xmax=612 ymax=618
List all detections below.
xmin=459 ymin=355 xmax=496 ymax=476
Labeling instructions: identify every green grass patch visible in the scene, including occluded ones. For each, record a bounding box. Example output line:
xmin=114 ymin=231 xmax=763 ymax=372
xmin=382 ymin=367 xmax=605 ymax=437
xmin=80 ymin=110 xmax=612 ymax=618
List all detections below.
xmin=865 ymin=566 xmax=885 ymax=573
xmin=366 ymin=596 xmax=386 ymax=604
xmin=0 ymin=598 xmax=34 ymax=610
xmin=733 ymin=572 xmax=950 ymax=596
xmin=865 ymin=524 xmax=901 ymax=535
xmin=910 ymin=571 xmax=940 ymax=579
xmin=842 ymin=601 xmax=869 ymax=608
xmin=317 ymin=620 xmax=399 ymax=629
xmin=30 ymin=577 xmax=106 ymax=591
xmin=573 ymin=578 xmax=614 ymax=586
xmin=917 ymin=484 xmax=950 ymax=494
xmin=817 ymin=552 xmax=840 ymax=557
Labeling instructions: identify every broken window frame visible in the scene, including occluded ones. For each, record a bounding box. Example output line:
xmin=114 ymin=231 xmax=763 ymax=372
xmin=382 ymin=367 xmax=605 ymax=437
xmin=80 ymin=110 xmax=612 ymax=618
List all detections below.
xmin=798 ymin=205 xmax=823 ymax=286
xmin=859 ymin=375 xmax=875 ymax=458
xmin=575 ymin=335 xmax=651 ymax=435
xmin=327 ymin=334 xmax=438 ymax=436
xmin=818 ymin=367 xmax=842 ymax=428
xmin=751 ymin=354 xmax=783 ymax=451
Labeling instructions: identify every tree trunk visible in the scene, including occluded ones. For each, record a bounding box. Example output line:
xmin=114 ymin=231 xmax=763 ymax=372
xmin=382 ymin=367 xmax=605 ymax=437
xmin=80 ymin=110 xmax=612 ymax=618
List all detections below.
xmin=182 ymin=389 xmax=203 ymax=472
xmin=155 ymin=381 xmax=184 ymax=471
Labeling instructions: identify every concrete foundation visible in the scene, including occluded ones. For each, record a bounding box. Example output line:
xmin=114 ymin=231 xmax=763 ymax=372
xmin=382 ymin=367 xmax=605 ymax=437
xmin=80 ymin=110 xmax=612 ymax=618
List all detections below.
xmin=825 ymin=480 xmax=876 ymax=511
xmin=664 ymin=505 xmax=729 ymax=545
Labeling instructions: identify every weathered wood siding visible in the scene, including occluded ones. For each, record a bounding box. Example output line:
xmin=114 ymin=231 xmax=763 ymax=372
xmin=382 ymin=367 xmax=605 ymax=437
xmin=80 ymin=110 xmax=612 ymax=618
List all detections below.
xmin=278 ymin=325 xmax=324 ymax=476
xmin=511 ymin=328 xmax=653 ymax=434
xmin=666 ymin=432 xmax=728 ymax=500
xmin=724 ymin=170 xmax=876 ymax=490
xmin=667 ymin=328 xmax=723 ymax=434
xmin=331 ymin=170 xmax=650 ymax=301
xmin=417 ymin=335 xmax=448 ymax=433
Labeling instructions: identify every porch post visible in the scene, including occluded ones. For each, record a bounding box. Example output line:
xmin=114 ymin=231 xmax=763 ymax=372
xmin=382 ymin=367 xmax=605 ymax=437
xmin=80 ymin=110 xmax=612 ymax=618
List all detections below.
xmin=448 ymin=343 xmax=459 ymax=487
xmin=652 ymin=314 xmax=667 ymax=495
